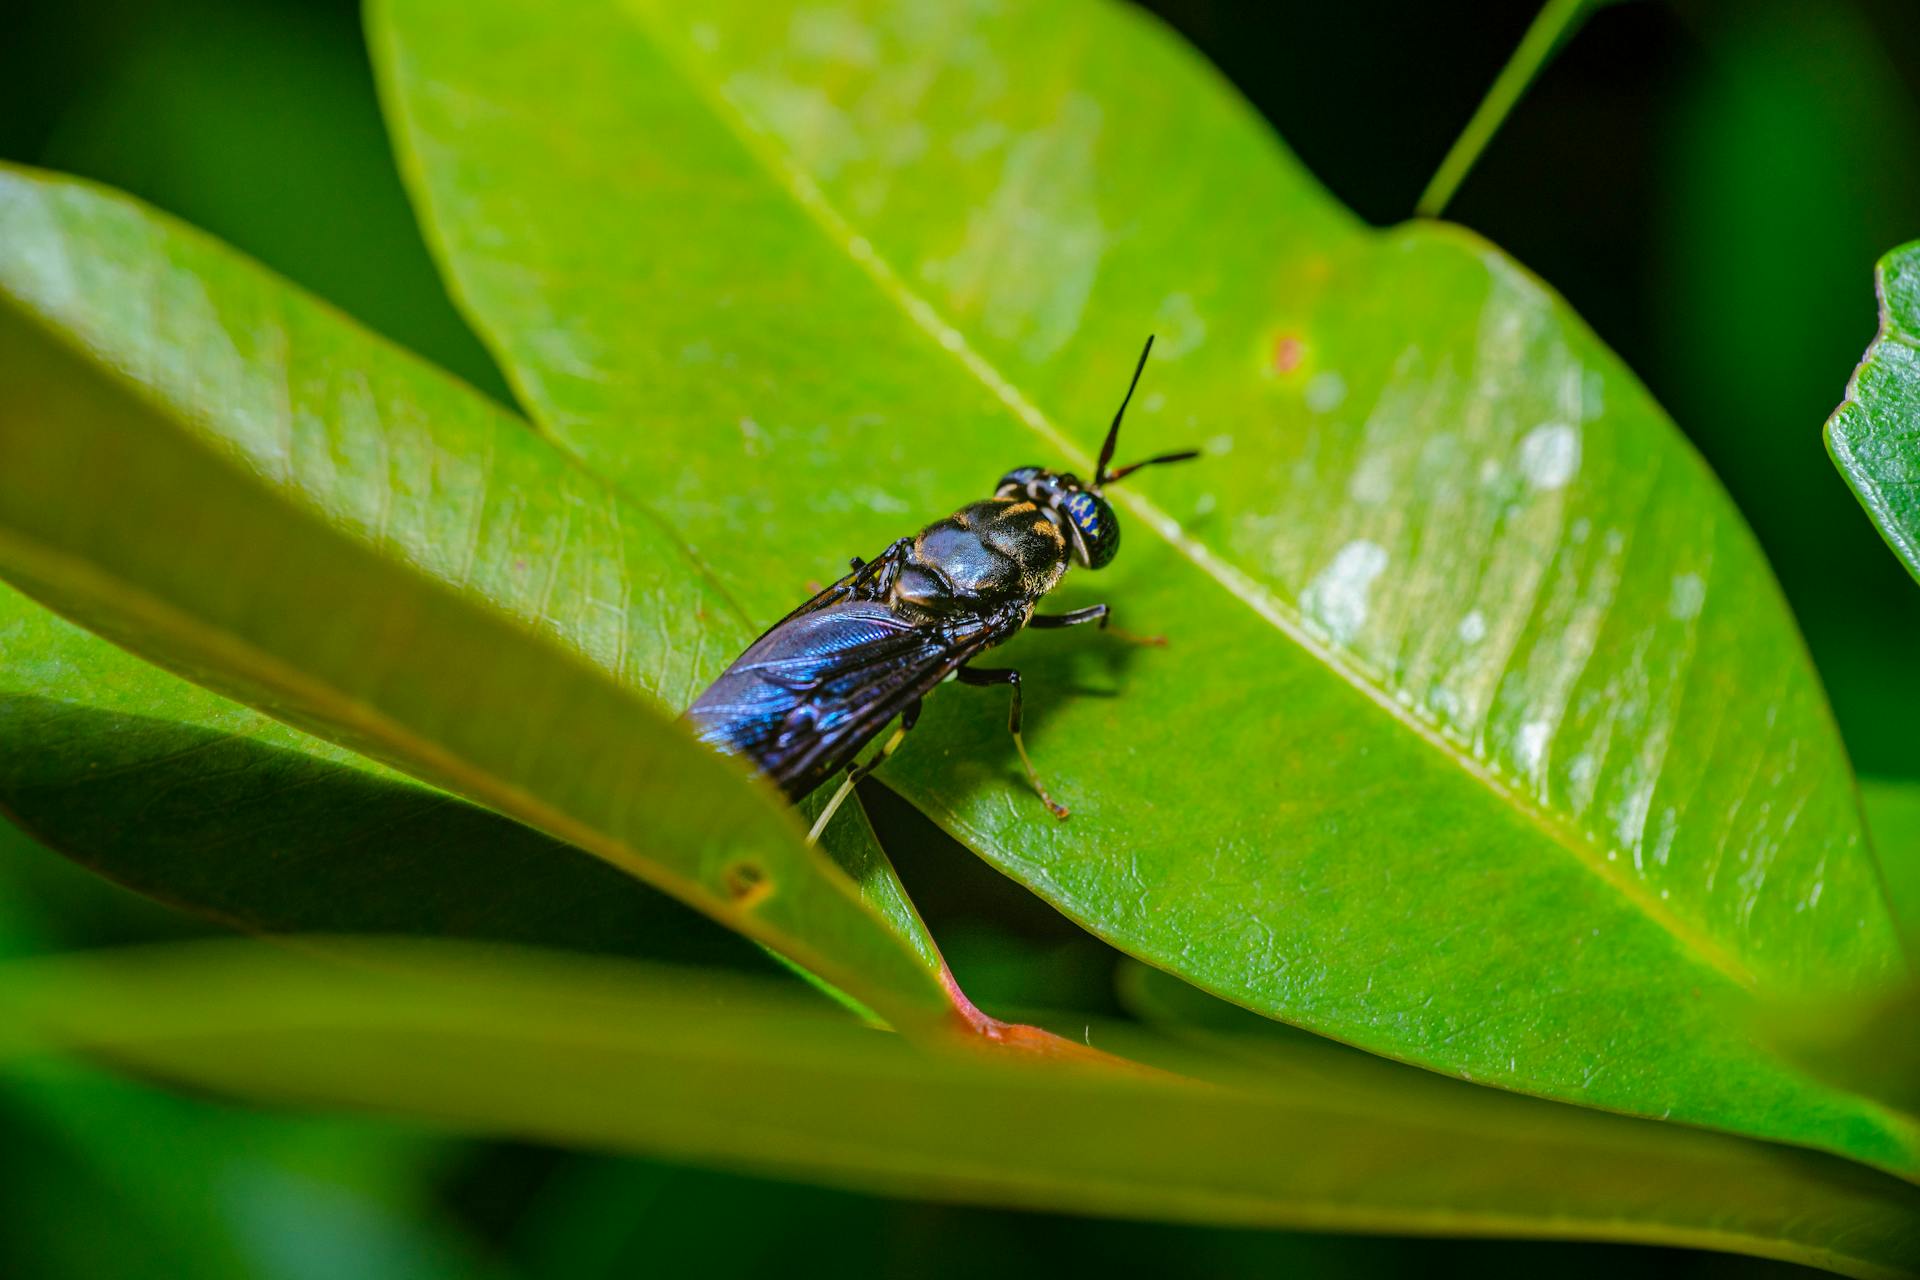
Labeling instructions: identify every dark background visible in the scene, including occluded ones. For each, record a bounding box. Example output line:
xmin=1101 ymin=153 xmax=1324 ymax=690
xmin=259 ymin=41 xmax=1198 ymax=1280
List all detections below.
xmin=1 ymin=0 xmax=1915 ymax=1275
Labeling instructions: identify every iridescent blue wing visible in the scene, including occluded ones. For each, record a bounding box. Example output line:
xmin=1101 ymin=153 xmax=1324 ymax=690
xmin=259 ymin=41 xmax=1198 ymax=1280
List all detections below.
xmin=686 ymin=600 xmax=1014 ymax=801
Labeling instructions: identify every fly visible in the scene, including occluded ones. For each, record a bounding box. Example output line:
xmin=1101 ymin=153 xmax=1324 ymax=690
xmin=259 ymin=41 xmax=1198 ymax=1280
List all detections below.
xmin=686 ymin=336 xmax=1197 ymax=836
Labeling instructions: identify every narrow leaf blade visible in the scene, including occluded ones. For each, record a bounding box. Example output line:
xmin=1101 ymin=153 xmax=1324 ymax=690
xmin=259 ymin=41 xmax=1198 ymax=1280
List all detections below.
xmin=3 ymin=939 xmax=1917 ymax=1280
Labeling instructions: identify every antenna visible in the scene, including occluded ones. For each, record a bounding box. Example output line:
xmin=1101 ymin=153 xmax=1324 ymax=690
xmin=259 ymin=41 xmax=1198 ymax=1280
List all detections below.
xmin=1101 ymin=448 xmax=1202 ymax=486
xmin=1094 ymin=335 xmax=1200 ymax=490
xmin=1094 ymin=335 xmax=1154 ymax=487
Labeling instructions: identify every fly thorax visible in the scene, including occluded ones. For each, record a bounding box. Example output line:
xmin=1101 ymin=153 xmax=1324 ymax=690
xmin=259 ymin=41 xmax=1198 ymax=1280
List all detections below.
xmin=909 ymin=502 xmax=1066 ymax=604
xmin=974 ymin=499 xmax=1069 ymax=595
xmin=904 ymin=515 xmax=1013 ymax=602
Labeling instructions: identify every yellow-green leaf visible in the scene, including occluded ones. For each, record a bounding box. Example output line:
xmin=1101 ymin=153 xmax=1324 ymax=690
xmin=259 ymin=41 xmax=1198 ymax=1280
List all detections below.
xmin=3 ymin=939 xmax=1917 ymax=1280
xmin=372 ymin=0 xmax=1914 ymax=1173
xmin=0 ymin=166 xmax=947 ymax=1025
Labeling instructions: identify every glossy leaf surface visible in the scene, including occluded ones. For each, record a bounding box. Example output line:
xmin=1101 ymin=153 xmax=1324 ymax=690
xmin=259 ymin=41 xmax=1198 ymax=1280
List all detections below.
xmin=1828 ymin=242 xmax=1920 ymax=586
xmin=4 ymin=939 xmax=1918 ymax=1280
xmin=0 ymin=582 xmax=772 ymax=970
xmin=375 ymin=0 xmax=1913 ymax=1169
xmin=0 ymin=167 xmax=947 ymax=1024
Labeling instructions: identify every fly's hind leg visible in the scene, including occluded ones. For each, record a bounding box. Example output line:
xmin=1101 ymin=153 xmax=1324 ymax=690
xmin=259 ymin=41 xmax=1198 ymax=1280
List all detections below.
xmin=1030 ymin=602 xmax=1165 ymax=647
xmin=955 ymin=666 xmax=1069 ymax=819
xmin=806 ymin=699 xmax=921 ymax=844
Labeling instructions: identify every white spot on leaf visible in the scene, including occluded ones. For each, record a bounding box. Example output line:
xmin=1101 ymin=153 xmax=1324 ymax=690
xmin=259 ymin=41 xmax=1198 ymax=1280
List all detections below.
xmin=1305 ymin=371 xmax=1347 ymax=413
xmin=1515 ymin=720 xmax=1551 ymax=777
xmin=1668 ymin=572 xmax=1705 ymax=620
xmin=1348 ymin=453 xmax=1393 ymax=505
xmin=790 ymin=8 xmax=878 ymax=65
xmin=1457 ymin=610 xmax=1487 ymax=645
xmin=1517 ymin=422 xmax=1580 ymax=491
xmin=1154 ymin=292 xmax=1206 ymax=357
xmin=1302 ymin=540 xmax=1388 ymax=644
xmin=738 ymin=417 xmax=768 ymax=457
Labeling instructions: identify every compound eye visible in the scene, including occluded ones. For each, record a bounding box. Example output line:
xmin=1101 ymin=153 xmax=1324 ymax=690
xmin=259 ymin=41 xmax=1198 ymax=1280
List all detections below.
xmin=1062 ymin=490 xmax=1120 ymax=570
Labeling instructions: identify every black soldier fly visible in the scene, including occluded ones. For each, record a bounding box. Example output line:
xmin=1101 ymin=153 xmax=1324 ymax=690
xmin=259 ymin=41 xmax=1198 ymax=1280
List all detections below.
xmin=687 ymin=337 xmax=1196 ymax=837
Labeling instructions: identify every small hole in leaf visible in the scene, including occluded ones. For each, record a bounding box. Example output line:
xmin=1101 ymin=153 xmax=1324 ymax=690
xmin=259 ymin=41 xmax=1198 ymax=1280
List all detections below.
xmin=722 ymin=860 xmax=772 ymax=909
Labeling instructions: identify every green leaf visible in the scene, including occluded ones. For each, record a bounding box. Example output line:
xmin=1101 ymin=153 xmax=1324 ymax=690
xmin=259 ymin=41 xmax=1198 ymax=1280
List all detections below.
xmin=34 ymin=0 xmax=513 ymax=402
xmin=1827 ymin=242 xmax=1920 ymax=587
xmin=1652 ymin=6 xmax=1920 ymax=775
xmin=0 ymin=582 xmax=767 ymax=970
xmin=1751 ymin=779 xmax=1920 ymax=1121
xmin=4 ymin=939 xmax=1918 ymax=1280
xmin=1864 ymin=778 xmax=1920 ymax=953
xmin=372 ymin=0 xmax=1915 ymax=1171
xmin=1774 ymin=982 xmax=1920 ymax=1124
xmin=0 ymin=165 xmax=949 ymax=1026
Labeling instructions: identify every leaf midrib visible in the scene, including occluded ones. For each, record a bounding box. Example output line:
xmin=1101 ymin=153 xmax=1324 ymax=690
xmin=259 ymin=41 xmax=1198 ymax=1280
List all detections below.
xmin=621 ymin=1 xmax=1762 ymax=993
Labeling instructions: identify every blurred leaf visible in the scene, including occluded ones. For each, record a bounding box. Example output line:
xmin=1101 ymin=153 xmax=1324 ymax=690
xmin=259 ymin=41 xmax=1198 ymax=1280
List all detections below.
xmin=1130 ymin=957 xmax=1920 ymax=1271
xmin=1827 ymin=242 xmax=1920 ymax=587
xmin=0 ymin=582 xmax=768 ymax=971
xmin=1766 ymin=779 xmax=1920 ymax=1139
xmin=1655 ymin=0 xmax=1920 ymax=772
xmin=1864 ymin=778 xmax=1920 ymax=952
xmin=38 ymin=0 xmax=512 ymax=401
xmin=1772 ymin=983 xmax=1920 ymax=1123
xmin=0 ymin=1063 xmax=495 ymax=1280
xmin=374 ymin=0 xmax=1913 ymax=1172
xmin=3 ymin=939 xmax=1918 ymax=1279
xmin=0 ymin=165 xmax=950 ymax=1025
xmin=507 ymin=1154 xmax=1409 ymax=1280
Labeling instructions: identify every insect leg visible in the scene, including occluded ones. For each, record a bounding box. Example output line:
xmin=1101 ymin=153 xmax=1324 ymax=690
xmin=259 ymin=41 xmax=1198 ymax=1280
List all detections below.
xmin=1030 ymin=603 xmax=1108 ymax=628
xmin=954 ymin=667 xmax=1069 ymax=819
xmin=805 ymin=699 xmax=922 ymax=844
xmin=1030 ymin=603 xmax=1166 ymax=647
xmin=801 ymin=540 xmax=913 ymax=608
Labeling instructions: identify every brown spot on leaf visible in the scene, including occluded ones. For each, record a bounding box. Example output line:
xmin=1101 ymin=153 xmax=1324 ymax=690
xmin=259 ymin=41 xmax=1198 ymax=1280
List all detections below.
xmin=722 ymin=860 xmax=772 ymax=909
xmin=1272 ymin=334 xmax=1304 ymax=376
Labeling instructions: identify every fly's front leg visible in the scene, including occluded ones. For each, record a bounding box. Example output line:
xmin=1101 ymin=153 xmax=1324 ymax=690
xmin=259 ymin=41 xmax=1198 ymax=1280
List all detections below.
xmin=954 ymin=666 xmax=1069 ymax=820
xmin=1030 ymin=602 xmax=1166 ymax=647
xmin=850 ymin=538 xmax=912 ymax=599
xmin=806 ymin=699 xmax=921 ymax=843
xmin=806 ymin=539 xmax=910 ymax=602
